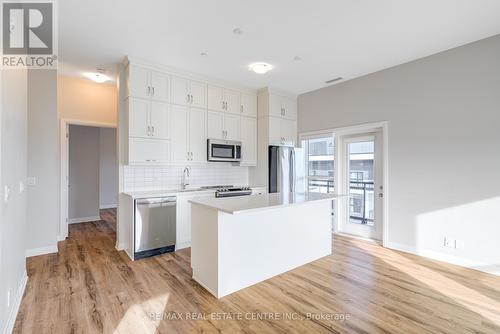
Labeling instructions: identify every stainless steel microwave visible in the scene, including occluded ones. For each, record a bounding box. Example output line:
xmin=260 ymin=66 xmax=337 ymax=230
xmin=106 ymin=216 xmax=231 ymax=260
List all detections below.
xmin=207 ymin=139 xmax=242 ymax=162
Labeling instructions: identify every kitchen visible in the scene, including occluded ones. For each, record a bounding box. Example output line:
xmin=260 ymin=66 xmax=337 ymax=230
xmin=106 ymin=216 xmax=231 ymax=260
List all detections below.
xmin=117 ymin=58 xmax=338 ymax=295
xmin=6 ymin=2 xmax=500 ymax=333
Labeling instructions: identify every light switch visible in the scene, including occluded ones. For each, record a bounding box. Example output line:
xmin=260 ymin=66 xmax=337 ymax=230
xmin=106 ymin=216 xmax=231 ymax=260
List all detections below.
xmin=19 ymin=181 xmax=24 ymax=193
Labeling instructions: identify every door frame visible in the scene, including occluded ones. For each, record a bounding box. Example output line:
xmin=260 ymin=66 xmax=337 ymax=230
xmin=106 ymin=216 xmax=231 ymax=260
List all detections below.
xmin=59 ymin=118 xmax=117 ymax=241
xmin=299 ymin=121 xmax=389 ymax=246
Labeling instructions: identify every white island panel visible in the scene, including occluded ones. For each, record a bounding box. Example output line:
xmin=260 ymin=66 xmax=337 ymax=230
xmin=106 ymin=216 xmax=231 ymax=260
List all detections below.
xmin=191 ymin=194 xmax=334 ymax=298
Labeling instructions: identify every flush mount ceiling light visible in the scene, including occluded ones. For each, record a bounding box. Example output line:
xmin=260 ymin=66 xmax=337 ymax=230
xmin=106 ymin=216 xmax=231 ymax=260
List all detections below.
xmin=232 ymin=28 xmax=243 ymax=35
xmin=85 ymin=68 xmax=110 ymax=83
xmin=200 ymin=52 xmax=208 ymax=57
xmin=249 ymin=63 xmax=273 ymax=74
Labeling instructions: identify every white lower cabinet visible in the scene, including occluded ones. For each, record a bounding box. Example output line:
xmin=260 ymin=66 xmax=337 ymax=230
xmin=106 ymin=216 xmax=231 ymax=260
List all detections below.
xmin=240 ymin=117 xmax=257 ymax=166
xmin=176 ymin=192 xmax=213 ymax=249
xmin=128 ymin=138 xmax=170 ymax=163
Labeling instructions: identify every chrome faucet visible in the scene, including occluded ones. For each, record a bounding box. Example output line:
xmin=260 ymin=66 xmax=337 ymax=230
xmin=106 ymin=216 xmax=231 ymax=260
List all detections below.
xmin=181 ymin=166 xmax=191 ymax=190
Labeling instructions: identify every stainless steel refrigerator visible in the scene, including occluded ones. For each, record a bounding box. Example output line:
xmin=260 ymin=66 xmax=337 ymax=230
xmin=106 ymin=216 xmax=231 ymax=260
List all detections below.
xmin=269 ymin=146 xmax=306 ymax=193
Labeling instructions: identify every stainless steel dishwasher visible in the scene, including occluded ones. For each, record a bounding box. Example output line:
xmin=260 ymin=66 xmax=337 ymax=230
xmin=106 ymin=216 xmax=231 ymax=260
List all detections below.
xmin=134 ymin=196 xmax=176 ymax=260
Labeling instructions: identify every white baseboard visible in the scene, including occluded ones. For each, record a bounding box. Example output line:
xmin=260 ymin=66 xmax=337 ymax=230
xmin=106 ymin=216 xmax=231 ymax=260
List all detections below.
xmin=175 ymin=242 xmax=191 ymax=251
xmin=68 ymin=216 xmax=101 ymax=224
xmin=25 ymin=244 xmax=58 ymax=258
xmin=100 ymin=204 xmax=117 ymax=209
xmin=386 ymin=241 xmax=500 ymax=276
xmin=3 ymin=270 xmax=28 ymax=334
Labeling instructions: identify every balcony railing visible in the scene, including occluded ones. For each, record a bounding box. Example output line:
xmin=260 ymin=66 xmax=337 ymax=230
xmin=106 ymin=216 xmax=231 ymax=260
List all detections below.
xmin=307 ymin=178 xmax=374 ymax=225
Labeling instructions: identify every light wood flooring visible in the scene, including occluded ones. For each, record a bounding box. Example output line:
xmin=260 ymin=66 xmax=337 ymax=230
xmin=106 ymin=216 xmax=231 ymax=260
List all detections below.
xmin=13 ymin=210 xmax=500 ymax=333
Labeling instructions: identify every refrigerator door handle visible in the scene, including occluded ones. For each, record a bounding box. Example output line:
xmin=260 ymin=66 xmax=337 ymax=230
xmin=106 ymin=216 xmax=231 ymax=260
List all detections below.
xmin=290 ymin=149 xmax=296 ymax=193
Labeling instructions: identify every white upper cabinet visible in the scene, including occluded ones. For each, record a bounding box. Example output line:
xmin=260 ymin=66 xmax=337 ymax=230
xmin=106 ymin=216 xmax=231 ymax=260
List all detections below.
xmin=268 ymin=116 xmax=296 ymax=147
xmin=207 ymin=85 xmax=224 ymax=112
xmin=128 ymin=65 xmax=150 ymax=99
xmin=268 ymin=93 xmax=297 ymax=120
xmin=282 ymin=97 xmax=297 ymax=120
xmin=224 ymin=89 xmax=240 ymax=114
xmin=124 ymin=60 xmax=258 ymax=165
xmin=240 ymin=93 xmax=257 ymax=117
xmin=128 ymin=98 xmax=150 ymax=138
xmin=170 ymin=104 xmax=207 ymax=162
xmin=128 ymin=64 xmax=170 ymax=102
xmin=149 ymin=102 xmax=169 ymax=139
xmin=207 ymin=85 xmax=249 ymax=116
xmin=281 ymin=118 xmax=297 ymax=146
xmin=207 ymin=111 xmax=240 ymax=141
xmin=224 ymin=114 xmax=241 ymax=141
xmin=129 ymin=138 xmax=170 ymax=164
xmin=171 ymin=76 xmax=191 ymax=106
xmin=150 ymin=71 xmax=170 ymax=102
xmin=171 ymin=76 xmax=206 ymax=108
xmin=207 ymin=111 xmax=225 ymax=140
xmin=188 ymin=107 xmax=207 ymax=162
xmin=170 ymin=104 xmax=190 ymax=161
xmin=240 ymin=116 xmax=257 ymax=166
xmin=190 ymin=80 xmax=207 ymax=108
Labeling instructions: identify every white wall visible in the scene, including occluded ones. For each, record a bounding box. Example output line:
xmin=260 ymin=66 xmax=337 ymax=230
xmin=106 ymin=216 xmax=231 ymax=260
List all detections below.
xmin=0 ymin=70 xmax=28 ymax=334
xmin=68 ymin=125 xmax=100 ymax=221
xmin=26 ymin=70 xmax=59 ymax=253
xmin=298 ymin=35 xmax=500 ymax=273
xmin=99 ymin=128 xmax=117 ymax=208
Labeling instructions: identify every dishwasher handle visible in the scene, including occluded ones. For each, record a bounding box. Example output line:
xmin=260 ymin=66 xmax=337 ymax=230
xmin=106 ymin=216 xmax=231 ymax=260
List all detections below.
xmin=136 ymin=197 xmax=176 ymax=206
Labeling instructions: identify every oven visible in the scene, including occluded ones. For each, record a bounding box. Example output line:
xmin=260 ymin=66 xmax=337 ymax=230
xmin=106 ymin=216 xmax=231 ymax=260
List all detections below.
xmin=207 ymin=139 xmax=242 ymax=162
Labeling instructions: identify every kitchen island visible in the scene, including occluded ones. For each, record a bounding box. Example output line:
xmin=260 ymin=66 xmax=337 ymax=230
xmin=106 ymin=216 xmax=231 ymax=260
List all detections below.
xmin=189 ymin=192 xmax=339 ymax=298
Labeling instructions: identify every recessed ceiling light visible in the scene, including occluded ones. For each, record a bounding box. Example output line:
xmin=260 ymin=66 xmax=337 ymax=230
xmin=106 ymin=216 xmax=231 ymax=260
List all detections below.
xmin=293 ymin=56 xmax=302 ymax=61
xmin=325 ymin=77 xmax=343 ymax=84
xmin=85 ymin=68 xmax=110 ymax=83
xmin=232 ymin=28 xmax=243 ymax=35
xmin=249 ymin=63 xmax=273 ymax=74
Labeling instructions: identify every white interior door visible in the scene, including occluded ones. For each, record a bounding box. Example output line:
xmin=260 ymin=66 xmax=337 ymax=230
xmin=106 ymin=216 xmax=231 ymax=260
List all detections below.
xmin=339 ymin=131 xmax=383 ymax=240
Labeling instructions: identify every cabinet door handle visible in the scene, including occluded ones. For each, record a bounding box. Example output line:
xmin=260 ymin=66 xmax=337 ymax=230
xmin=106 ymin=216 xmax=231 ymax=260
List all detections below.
xmin=147 ymin=86 xmax=151 ymax=96
xmin=283 ymin=108 xmax=286 ymax=116
xmin=240 ymin=105 xmax=243 ymax=113
xmin=151 ymin=126 xmax=155 ymax=136
xmin=152 ymin=87 xmax=155 ymax=96
xmin=147 ymin=126 xmax=151 ymax=136
xmin=190 ymin=94 xmax=193 ymax=103
xmin=187 ymin=94 xmax=190 ymax=103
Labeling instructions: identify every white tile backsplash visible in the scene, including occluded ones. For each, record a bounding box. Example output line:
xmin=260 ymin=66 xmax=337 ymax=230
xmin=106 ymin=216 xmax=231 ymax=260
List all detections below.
xmin=124 ymin=164 xmax=249 ymax=192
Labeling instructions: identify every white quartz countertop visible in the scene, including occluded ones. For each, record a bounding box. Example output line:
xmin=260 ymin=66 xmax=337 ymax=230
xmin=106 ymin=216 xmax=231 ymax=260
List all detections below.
xmin=123 ymin=188 xmax=216 ymax=199
xmin=123 ymin=185 xmax=267 ymax=199
xmin=189 ymin=192 xmax=341 ymax=215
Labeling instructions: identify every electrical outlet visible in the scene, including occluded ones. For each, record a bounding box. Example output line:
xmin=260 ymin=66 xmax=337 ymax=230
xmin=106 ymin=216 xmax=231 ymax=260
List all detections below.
xmin=455 ymin=240 xmax=465 ymax=250
xmin=4 ymin=185 xmax=10 ymax=203
xmin=27 ymin=177 xmax=36 ymax=186
xmin=444 ymin=237 xmax=454 ymax=248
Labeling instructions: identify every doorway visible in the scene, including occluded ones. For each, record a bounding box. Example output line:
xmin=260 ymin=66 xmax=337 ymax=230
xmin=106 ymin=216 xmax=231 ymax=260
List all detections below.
xmin=339 ymin=131 xmax=383 ymax=240
xmin=300 ymin=121 xmax=388 ymax=244
xmin=60 ymin=120 xmax=117 ymax=240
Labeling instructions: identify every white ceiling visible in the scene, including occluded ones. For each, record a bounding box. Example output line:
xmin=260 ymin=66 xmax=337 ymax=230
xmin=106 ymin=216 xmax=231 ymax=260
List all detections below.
xmin=59 ymin=0 xmax=500 ymax=94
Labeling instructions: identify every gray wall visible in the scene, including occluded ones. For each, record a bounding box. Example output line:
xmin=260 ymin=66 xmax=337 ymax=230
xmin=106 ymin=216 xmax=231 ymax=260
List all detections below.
xmin=99 ymin=128 xmax=117 ymax=208
xmin=27 ymin=70 xmax=59 ymax=250
xmin=298 ymin=35 xmax=500 ymax=271
xmin=0 ymin=70 xmax=28 ymax=333
xmin=68 ymin=125 xmax=100 ymax=221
